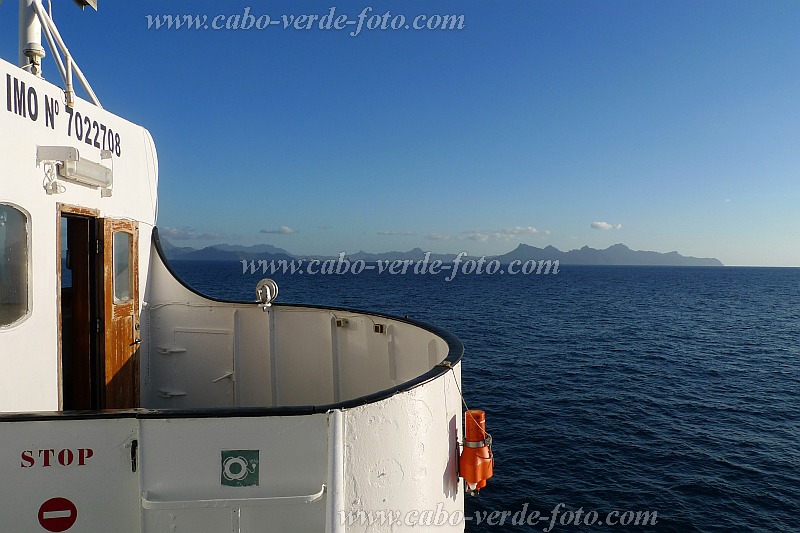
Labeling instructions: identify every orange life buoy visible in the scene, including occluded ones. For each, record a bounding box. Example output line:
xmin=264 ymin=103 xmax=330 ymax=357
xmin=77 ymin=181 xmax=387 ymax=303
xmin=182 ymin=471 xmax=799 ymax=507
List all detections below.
xmin=459 ymin=409 xmax=493 ymax=494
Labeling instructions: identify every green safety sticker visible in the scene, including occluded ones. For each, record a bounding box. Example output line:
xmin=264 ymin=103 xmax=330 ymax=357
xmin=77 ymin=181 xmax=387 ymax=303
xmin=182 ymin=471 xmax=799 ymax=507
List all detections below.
xmin=220 ymin=450 xmax=260 ymax=487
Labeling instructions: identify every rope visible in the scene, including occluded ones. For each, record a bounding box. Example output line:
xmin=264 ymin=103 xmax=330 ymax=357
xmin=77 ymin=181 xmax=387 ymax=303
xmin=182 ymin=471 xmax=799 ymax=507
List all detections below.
xmin=439 ymin=362 xmax=494 ymax=461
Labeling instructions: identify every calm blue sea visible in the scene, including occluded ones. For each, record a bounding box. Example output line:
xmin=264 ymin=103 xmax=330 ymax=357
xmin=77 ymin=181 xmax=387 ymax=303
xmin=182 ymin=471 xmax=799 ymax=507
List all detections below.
xmin=170 ymin=261 xmax=800 ymax=532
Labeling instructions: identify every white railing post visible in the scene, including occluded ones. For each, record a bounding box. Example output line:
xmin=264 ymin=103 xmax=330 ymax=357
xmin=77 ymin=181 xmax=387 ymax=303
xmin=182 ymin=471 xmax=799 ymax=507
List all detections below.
xmin=326 ymin=409 xmax=345 ymax=533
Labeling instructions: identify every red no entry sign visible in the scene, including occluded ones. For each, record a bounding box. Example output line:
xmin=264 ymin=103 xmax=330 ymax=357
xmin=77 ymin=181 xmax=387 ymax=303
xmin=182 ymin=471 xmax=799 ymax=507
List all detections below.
xmin=38 ymin=497 xmax=78 ymax=532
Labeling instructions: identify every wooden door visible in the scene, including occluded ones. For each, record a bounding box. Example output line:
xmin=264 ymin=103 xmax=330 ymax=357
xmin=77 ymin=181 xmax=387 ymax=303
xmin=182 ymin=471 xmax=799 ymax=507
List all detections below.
xmin=60 ymin=214 xmax=97 ymax=410
xmin=102 ymin=219 xmax=140 ymax=408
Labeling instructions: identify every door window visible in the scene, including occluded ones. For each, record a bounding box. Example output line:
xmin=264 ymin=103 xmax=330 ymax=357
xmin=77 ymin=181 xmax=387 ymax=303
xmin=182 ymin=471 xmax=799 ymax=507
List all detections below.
xmin=113 ymin=231 xmax=131 ymax=303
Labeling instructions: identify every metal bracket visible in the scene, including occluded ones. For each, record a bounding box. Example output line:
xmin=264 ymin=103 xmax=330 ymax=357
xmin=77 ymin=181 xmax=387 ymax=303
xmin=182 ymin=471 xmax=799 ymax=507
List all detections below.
xmin=212 ymin=371 xmax=235 ymax=383
xmin=156 ymin=347 xmax=187 ymax=355
xmin=157 ymin=390 xmax=187 ymax=398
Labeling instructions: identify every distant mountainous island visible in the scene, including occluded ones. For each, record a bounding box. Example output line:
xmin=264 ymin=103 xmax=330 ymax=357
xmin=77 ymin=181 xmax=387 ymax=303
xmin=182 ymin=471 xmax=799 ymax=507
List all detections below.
xmin=495 ymin=243 xmax=722 ymax=266
xmin=160 ymin=239 xmax=723 ymax=267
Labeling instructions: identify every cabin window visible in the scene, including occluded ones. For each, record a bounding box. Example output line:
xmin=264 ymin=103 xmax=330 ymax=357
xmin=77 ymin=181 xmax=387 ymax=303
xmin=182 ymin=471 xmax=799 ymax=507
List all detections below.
xmin=113 ymin=231 xmax=132 ymax=303
xmin=0 ymin=204 xmax=29 ymax=327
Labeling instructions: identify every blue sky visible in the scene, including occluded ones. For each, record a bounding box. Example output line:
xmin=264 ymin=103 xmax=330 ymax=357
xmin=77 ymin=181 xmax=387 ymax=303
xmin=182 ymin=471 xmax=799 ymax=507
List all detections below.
xmin=3 ymin=1 xmax=799 ymax=266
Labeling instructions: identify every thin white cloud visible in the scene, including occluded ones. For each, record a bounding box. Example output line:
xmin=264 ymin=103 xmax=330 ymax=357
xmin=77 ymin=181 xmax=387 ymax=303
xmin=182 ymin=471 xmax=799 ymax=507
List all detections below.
xmin=491 ymin=226 xmax=540 ymax=241
xmin=466 ymin=232 xmax=490 ymax=242
xmin=502 ymin=226 xmax=539 ymax=235
xmin=591 ymin=221 xmax=622 ymax=230
xmin=425 ymin=233 xmax=451 ymax=241
xmin=261 ymin=225 xmax=297 ymax=235
xmin=458 ymin=226 xmax=545 ymax=242
xmin=377 ymin=230 xmax=417 ymax=236
xmin=161 ymin=226 xmax=224 ymax=240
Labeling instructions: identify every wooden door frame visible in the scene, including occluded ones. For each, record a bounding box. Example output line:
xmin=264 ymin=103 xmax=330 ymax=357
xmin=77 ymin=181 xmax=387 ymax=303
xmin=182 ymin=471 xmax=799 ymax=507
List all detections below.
xmin=56 ymin=204 xmax=100 ymax=410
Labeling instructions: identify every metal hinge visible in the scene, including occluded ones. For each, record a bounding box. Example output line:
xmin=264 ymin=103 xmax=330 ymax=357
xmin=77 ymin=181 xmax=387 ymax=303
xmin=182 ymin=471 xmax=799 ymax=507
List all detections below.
xmin=96 ymin=318 xmax=101 ymax=333
xmin=96 ymin=239 xmax=103 ymax=255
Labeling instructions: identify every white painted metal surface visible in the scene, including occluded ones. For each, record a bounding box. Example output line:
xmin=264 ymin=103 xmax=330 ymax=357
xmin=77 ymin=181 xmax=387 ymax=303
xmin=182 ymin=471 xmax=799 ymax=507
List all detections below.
xmin=0 ymin=55 xmax=158 ymax=412
xmin=0 ymin=417 xmax=141 ymax=532
xmin=139 ymin=415 xmax=330 ymax=532
xmin=142 ymin=246 xmax=451 ymax=410
xmin=343 ymin=368 xmax=465 ymax=532
xmin=1 ymin=378 xmax=464 ymax=533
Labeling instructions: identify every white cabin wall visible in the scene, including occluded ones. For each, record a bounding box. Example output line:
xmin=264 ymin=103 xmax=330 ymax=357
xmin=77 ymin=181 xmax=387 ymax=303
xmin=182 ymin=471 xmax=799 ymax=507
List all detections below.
xmin=0 ymin=196 xmax=59 ymax=411
xmin=0 ymin=58 xmax=158 ymax=412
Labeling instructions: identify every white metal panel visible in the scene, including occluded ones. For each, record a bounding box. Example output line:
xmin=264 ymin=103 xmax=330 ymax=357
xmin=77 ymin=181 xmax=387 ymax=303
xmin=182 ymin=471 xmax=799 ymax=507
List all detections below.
xmin=333 ymin=314 xmax=394 ymax=401
xmin=142 ymin=251 xmax=237 ymax=408
xmin=272 ymin=310 xmax=335 ymax=406
xmin=234 ymin=308 xmax=272 ymax=407
xmin=139 ymin=414 xmax=329 ymax=532
xmin=238 ymin=498 xmax=327 ymax=533
xmin=0 ymin=417 xmax=140 ymax=531
xmin=160 ymin=329 xmax=234 ymax=408
xmin=389 ymin=320 xmax=446 ymax=383
xmin=143 ymin=507 xmax=233 ymax=533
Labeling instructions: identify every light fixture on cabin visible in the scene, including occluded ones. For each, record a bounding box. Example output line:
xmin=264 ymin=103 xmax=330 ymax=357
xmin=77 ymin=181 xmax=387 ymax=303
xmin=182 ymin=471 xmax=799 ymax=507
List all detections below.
xmin=58 ymin=154 xmax=112 ymax=188
xmin=37 ymin=145 xmax=113 ymax=196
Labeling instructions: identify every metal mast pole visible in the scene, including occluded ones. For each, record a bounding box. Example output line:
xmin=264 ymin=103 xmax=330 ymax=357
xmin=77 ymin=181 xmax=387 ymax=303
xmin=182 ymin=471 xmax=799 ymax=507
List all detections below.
xmin=19 ymin=0 xmax=45 ymax=76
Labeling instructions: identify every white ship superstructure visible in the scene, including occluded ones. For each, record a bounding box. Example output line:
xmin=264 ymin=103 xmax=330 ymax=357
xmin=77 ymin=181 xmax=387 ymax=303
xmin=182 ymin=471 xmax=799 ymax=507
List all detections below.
xmin=0 ymin=2 xmax=494 ymax=531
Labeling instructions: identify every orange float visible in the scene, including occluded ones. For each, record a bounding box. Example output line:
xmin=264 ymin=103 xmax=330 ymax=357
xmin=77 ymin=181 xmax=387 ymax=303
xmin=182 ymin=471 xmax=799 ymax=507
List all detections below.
xmin=459 ymin=409 xmax=493 ymax=494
